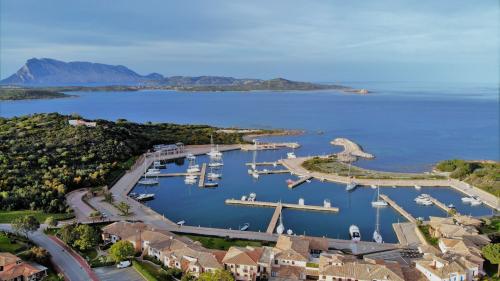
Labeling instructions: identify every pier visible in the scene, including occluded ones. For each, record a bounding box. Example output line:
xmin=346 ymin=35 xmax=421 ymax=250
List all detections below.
xmin=266 ymin=203 xmax=283 ymax=234
xmin=245 ymin=162 xmax=281 ymax=166
xmin=378 ymin=194 xmax=416 ymax=223
xmin=331 ymin=138 xmax=374 ymax=162
xmin=241 ymin=142 xmax=300 ymax=151
xmin=225 ymin=199 xmax=339 ymax=213
xmin=256 ymin=169 xmax=289 ymax=175
xmin=287 ymin=176 xmax=313 ymax=188
xmin=157 ymin=172 xmax=201 ymax=177
xmin=198 ymin=163 xmax=207 ymax=187
xmin=428 ymin=196 xmax=460 ymax=215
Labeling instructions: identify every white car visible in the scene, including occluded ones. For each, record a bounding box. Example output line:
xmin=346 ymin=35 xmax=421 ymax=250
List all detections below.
xmin=116 ymin=260 xmax=131 ymax=269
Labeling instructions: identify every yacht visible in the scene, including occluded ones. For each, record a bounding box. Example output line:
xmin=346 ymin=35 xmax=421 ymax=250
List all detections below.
xmin=184 ymin=175 xmax=197 ymax=184
xmin=248 ymin=193 xmax=257 ymax=202
xmin=371 ymin=186 xmax=388 ymax=207
xmin=252 ymin=171 xmax=259 ymax=179
xmin=447 ymin=204 xmax=455 ymax=209
xmin=208 ymin=161 xmax=224 ymax=168
xmin=287 ymin=229 xmax=293 ymax=235
xmin=241 ymin=195 xmax=247 ymax=201
xmin=349 ymin=225 xmax=361 ymax=242
xmin=207 ymin=172 xmax=222 ymax=180
xmin=240 ymin=223 xmax=250 ymax=231
xmin=371 ymin=185 xmax=378 ymax=189
xmin=138 ymin=177 xmax=159 ymax=185
xmin=287 ymin=152 xmax=297 ymax=159
xmin=461 ymin=195 xmax=479 ymax=203
xmin=414 ymin=185 xmax=422 ymax=190
xmin=186 ymin=153 xmax=196 ymax=161
xmin=207 ymin=135 xmax=223 ymax=159
xmin=204 ymin=180 xmax=219 ymax=188
xmin=136 ymin=193 xmax=155 ymax=201
xmin=146 ymin=168 xmax=161 ymax=175
xmin=177 ymin=220 xmax=185 ymax=226
xmin=346 ymin=182 xmax=357 ymax=191
xmin=470 ymin=199 xmax=482 ymax=206
xmin=153 ymin=160 xmax=165 ymax=168
xmin=414 ymin=194 xmax=433 ymax=206
xmin=187 ymin=166 xmax=200 ymax=173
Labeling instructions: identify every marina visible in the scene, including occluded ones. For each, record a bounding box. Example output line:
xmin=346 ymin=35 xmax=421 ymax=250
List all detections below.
xmin=225 ymin=199 xmax=340 ymax=212
xmin=379 ymin=194 xmax=417 ymax=223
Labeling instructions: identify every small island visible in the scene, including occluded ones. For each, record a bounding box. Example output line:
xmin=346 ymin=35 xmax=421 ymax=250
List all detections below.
xmin=0 ymin=88 xmax=72 ymax=101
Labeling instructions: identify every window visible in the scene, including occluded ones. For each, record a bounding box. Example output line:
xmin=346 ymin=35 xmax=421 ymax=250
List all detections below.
xmin=322 ymin=276 xmax=326 ymax=279
xmin=292 ymin=261 xmax=295 ymax=265
xmin=274 ymin=260 xmax=278 ymax=265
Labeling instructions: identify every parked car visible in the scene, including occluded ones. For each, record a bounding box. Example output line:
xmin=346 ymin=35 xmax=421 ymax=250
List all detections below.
xmin=116 ymin=260 xmax=131 ymax=269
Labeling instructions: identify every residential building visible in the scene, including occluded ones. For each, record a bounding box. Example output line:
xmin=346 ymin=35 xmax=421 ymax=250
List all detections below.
xmin=415 ymin=254 xmax=470 ymax=281
xmin=222 ymin=246 xmax=263 ymax=281
xmin=428 ymin=217 xmax=479 ymax=239
xmin=0 ymin=252 xmax=47 ymax=281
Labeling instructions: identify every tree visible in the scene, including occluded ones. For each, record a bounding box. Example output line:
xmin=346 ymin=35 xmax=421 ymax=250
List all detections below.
xmin=482 ymin=243 xmax=500 ymax=276
xmin=73 ymin=225 xmax=101 ymax=251
xmin=109 ymin=240 xmax=134 ymax=262
xmin=116 ymin=201 xmax=131 ymax=216
xmin=180 ymin=272 xmax=195 ymax=281
xmin=27 ymin=246 xmax=50 ymax=264
xmin=12 ymin=215 xmax=40 ymax=237
xmin=44 ymin=216 xmax=57 ymax=227
xmin=103 ymin=191 xmax=114 ymax=203
xmin=198 ymin=269 xmax=234 ymax=281
xmin=59 ymin=223 xmax=77 ymax=245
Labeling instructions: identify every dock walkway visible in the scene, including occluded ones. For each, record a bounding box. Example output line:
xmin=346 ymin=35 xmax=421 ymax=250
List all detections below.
xmin=198 ymin=163 xmax=207 ymax=187
xmin=288 ymin=176 xmax=312 ymax=188
xmin=266 ymin=203 xmax=283 ymax=234
xmin=379 ymin=194 xmax=416 ymax=223
xmin=331 ymin=138 xmax=374 ymax=162
xmin=428 ymin=196 xmax=460 ymax=216
xmin=256 ymin=169 xmax=289 ymax=175
xmin=157 ymin=172 xmax=201 ymax=177
xmin=225 ymin=199 xmax=339 ymax=213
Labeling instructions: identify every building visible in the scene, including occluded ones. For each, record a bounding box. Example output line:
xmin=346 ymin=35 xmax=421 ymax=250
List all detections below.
xmin=222 ymin=246 xmax=264 ymax=281
xmin=415 ymin=254 xmax=471 ymax=281
xmin=0 ymin=252 xmax=47 ymax=281
xmin=427 ymin=217 xmax=479 ymax=239
xmin=68 ymin=119 xmax=97 ymax=127
xmin=318 ymin=253 xmax=405 ymax=281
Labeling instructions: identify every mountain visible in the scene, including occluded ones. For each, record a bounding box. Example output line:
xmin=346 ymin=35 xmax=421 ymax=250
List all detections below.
xmin=1 ymin=58 xmax=368 ymax=93
xmin=1 ymin=58 xmax=163 ymax=86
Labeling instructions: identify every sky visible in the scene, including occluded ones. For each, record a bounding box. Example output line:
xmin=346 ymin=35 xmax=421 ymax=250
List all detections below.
xmin=0 ymin=0 xmax=498 ymax=83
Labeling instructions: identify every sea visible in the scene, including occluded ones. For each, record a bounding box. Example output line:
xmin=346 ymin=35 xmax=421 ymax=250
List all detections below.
xmin=1 ymin=81 xmax=498 ymax=242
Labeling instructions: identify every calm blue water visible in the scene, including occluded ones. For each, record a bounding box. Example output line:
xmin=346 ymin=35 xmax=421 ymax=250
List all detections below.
xmin=1 ymin=82 xmax=497 ymax=242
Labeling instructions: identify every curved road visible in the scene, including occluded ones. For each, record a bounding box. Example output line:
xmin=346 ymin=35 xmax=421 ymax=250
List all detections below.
xmin=0 ymin=224 xmax=95 ymax=281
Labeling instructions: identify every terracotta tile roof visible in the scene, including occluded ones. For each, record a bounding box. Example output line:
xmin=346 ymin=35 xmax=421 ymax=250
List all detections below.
xmin=0 ymin=252 xmax=19 ymax=267
xmin=211 ymin=250 xmax=227 ymax=264
xmin=102 ymin=221 xmax=149 ymax=240
xmin=222 ymin=247 xmax=262 ymax=266
xmin=271 ymin=265 xmax=305 ymax=280
xmin=0 ymin=260 xmax=46 ymax=281
xmin=415 ymin=256 xmax=467 ymax=279
xmin=275 ymin=236 xmax=310 ymax=261
xmin=320 ymin=261 xmax=405 ymax=281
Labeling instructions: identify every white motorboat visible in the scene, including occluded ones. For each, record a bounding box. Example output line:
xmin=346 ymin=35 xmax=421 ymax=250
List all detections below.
xmin=146 ymin=168 xmax=161 ymax=176
xmin=248 ymin=193 xmax=257 ymax=202
xmin=138 ymin=177 xmax=159 ymax=185
xmin=187 ymin=167 xmax=200 ymax=173
xmin=371 ymin=186 xmax=388 ymax=207
xmin=204 ymin=180 xmax=219 ymax=188
xmin=414 ymin=185 xmax=422 ymax=190
xmin=371 ymin=185 xmax=377 ymax=189
xmin=415 ymin=195 xmax=433 ymax=206
xmin=346 ymin=182 xmax=357 ymax=191
xmin=136 ymin=193 xmax=155 ymax=201
xmin=349 ymin=225 xmax=361 ymax=242
xmin=207 ymin=172 xmax=221 ymax=180
xmin=461 ymin=195 xmax=479 ymax=203
xmin=186 ymin=153 xmax=196 ymax=161
xmin=287 ymin=152 xmax=297 ymax=159
xmin=184 ymin=175 xmax=197 ymax=184
xmin=153 ymin=160 xmax=165 ymax=168
xmin=208 ymin=161 xmax=224 ymax=168
xmin=470 ymin=199 xmax=482 ymax=206
xmin=240 ymin=223 xmax=250 ymax=231
xmin=252 ymin=171 xmax=259 ymax=179
xmin=177 ymin=220 xmax=185 ymax=226
xmin=287 ymin=229 xmax=293 ymax=235
xmin=241 ymin=195 xmax=247 ymax=201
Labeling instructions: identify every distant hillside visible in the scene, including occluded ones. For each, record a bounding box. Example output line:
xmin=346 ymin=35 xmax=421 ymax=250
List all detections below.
xmin=0 ymin=88 xmax=72 ymax=100
xmin=1 ymin=58 xmax=163 ymax=86
xmin=1 ymin=58 xmax=368 ymax=93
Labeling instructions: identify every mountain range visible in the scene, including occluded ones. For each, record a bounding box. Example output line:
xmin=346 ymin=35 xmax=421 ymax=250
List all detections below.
xmin=1 ymin=58 xmax=366 ymax=93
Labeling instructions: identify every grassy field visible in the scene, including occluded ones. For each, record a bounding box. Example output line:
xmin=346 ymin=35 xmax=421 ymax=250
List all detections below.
xmin=302 ymin=157 xmax=445 ymax=180
xmin=132 ymin=260 xmax=160 ymax=281
xmin=0 ymin=210 xmax=74 ymax=224
xmin=183 ymin=234 xmax=274 ymax=250
xmin=0 ymin=232 xmax=32 ymax=253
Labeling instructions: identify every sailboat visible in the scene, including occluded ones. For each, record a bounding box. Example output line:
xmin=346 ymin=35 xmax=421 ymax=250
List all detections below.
xmin=187 ymin=157 xmax=200 ymax=173
xmin=371 ymin=186 xmax=388 ymax=207
xmin=276 ymin=207 xmax=285 ymax=234
xmin=345 ymin=162 xmax=357 ymax=191
xmin=207 ymin=166 xmax=222 ymax=180
xmin=207 ymin=135 xmax=223 ymax=159
xmin=373 ymin=205 xmax=383 ymax=243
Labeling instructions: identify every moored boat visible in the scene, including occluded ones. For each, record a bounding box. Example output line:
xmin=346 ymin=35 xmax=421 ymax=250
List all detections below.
xmin=349 ymin=225 xmax=361 ymax=242
xmin=240 ymin=223 xmax=250 ymax=231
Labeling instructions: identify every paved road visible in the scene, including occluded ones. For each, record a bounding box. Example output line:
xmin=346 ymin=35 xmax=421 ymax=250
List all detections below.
xmin=95 ymin=266 xmax=144 ymax=281
xmin=66 ymin=189 xmax=94 ymax=221
xmin=0 ymin=224 xmax=96 ymax=281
